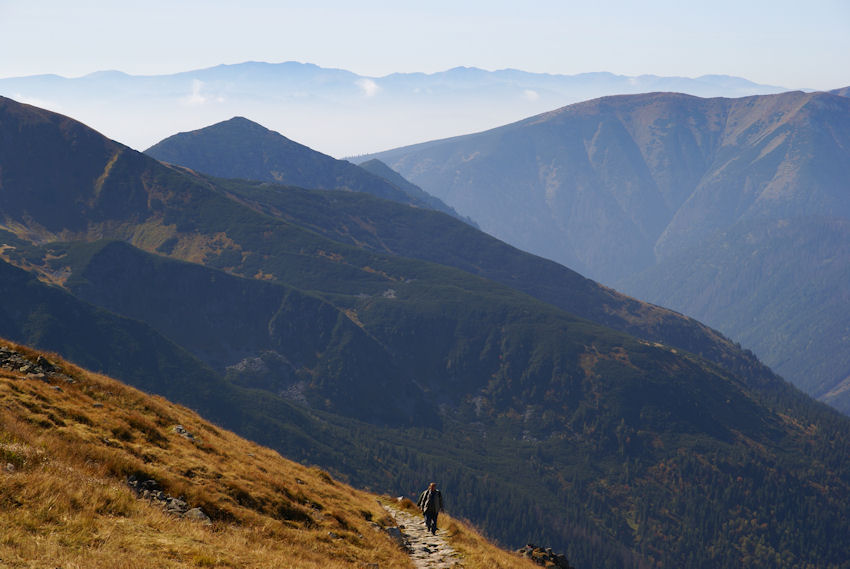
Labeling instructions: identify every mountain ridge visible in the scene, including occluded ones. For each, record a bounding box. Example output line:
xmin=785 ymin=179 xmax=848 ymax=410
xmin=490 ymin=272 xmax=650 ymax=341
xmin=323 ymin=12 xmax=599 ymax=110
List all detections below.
xmin=138 ymin=116 xmax=790 ymax=410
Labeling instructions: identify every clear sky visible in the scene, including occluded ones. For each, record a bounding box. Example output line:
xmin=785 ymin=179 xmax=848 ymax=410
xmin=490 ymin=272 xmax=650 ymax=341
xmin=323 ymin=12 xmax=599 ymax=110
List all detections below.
xmin=1 ymin=0 xmax=848 ymax=90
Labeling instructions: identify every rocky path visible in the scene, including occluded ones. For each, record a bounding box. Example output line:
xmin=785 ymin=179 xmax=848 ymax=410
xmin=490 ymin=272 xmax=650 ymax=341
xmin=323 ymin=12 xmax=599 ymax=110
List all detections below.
xmin=383 ymin=502 xmax=463 ymax=569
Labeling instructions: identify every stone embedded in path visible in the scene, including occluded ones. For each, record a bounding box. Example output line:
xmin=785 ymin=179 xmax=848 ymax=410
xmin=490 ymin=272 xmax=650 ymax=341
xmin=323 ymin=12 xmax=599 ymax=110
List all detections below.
xmin=385 ymin=525 xmax=408 ymax=550
xmin=382 ymin=502 xmax=462 ymax=569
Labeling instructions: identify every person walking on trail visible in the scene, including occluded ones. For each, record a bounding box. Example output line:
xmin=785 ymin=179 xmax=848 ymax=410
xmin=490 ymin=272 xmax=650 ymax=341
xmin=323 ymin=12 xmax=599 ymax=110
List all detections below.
xmin=417 ymin=482 xmax=443 ymax=535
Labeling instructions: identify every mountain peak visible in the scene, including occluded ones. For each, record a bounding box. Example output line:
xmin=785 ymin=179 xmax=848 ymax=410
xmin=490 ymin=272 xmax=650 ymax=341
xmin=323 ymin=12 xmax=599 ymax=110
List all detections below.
xmin=222 ymin=115 xmax=262 ymax=125
xmin=209 ymin=115 xmax=281 ymax=136
xmin=145 ymin=118 xmax=462 ymax=213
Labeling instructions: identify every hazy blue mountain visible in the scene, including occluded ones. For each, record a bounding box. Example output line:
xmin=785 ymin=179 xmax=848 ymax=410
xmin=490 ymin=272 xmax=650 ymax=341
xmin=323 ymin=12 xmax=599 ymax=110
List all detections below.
xmin=364 ymin=90 xmax=850 ymax=281
xmin=0 ymin=61 xmax=790 ymax=157
xmin=144 ymin=117 xmax=466 ymax=220
xmin=4 ymin=95 xmax=850 ymax=569
xmin=362 ymin=90 xmax=850 ymax=412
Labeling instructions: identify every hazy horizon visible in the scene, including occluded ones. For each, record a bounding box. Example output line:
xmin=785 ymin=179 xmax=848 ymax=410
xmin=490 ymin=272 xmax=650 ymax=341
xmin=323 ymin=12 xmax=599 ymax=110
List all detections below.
xmin=2 ymin=1 xmax=848 ymax=91
xmin=2 ymin=1 xmax=848 ymax=156
xmin=0 ymin=62 xmax=802 ymax=157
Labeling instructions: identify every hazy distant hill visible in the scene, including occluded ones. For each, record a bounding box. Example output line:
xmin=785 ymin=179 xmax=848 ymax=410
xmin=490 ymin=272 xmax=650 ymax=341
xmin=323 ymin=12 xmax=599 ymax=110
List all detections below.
xmin=4 ymin=96 xmax=850 ymax=569
xmin=0 ymin=60 xmax=789 ymax=156
xmin=145 ymin=116 xmax=464 ymax=221
xmin=363 ymin=90 xmax=850 ymax=412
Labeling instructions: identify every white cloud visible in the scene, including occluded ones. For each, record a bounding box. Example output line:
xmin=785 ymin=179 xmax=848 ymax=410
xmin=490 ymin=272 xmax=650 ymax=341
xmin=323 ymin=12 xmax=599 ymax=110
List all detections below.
xmin=181 ymin=79 xmax=226 ymax=106
xmin=523 ymin=89 xmax=539 ymax=101
xmin=356 ymin=78 xmax=380 ymax=97
xmin=184 ymin=79 xmax=207 ymax=105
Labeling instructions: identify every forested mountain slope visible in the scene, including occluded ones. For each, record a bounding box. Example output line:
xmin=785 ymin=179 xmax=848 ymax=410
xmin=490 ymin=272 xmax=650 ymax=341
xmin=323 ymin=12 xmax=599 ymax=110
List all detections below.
xmin=142 ymin=117 xmax=779 ymax=403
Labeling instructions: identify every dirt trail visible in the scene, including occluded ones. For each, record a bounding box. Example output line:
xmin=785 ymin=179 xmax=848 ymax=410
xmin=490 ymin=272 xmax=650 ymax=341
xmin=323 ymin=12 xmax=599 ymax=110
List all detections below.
xmin=383 ymin=502 xmax=463 ymax=569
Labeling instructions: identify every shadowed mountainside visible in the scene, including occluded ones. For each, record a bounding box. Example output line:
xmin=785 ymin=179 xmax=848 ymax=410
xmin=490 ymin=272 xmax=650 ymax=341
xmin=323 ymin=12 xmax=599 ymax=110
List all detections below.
xmin=620 ymin=216 xmax=850 ymax=412
xmin=138 ymin=117 xmax=778 ymax=403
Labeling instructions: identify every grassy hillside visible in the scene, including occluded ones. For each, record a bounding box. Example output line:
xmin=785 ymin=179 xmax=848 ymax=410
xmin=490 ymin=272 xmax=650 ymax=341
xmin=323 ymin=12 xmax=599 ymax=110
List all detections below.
xmin=0 ymin=338 xmax=540 ymax=569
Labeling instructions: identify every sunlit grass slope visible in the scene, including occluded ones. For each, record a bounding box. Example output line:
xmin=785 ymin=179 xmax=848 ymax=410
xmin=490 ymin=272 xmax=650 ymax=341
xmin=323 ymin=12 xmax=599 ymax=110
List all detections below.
xmin=0 ymin=338 xmax=537 ymax=569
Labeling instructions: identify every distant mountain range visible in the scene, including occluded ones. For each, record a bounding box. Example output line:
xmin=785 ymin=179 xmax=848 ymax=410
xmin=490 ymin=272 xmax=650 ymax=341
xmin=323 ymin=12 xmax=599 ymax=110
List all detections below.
xmin=0 ymin=61 xmax=791 ymax=156
xmin=362 ymin=90 xmax=850 ymax=414
xmin=3 ymin=96 xmax=850 ymax=568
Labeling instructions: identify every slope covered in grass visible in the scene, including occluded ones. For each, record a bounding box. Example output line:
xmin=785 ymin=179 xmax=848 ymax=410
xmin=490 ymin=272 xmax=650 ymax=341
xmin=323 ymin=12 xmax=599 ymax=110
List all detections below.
xmin=0 ymin=339 xmax=539 ymax=569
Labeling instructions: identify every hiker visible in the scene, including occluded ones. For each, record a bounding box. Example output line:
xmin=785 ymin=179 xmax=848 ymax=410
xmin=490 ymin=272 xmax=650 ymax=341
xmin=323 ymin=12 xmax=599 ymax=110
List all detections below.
xmin=417 ymin=482 xmax=443 ymax=535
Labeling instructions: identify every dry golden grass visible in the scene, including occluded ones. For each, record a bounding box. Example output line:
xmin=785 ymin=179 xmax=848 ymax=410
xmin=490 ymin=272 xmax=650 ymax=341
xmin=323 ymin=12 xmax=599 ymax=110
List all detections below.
xmin=0 ymin=339 xmax=412 ymax=568
xmin=0 ymin=338 xmax=541 ymax=569
xmin=442 ymin=516 xmax=542 ymax=569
